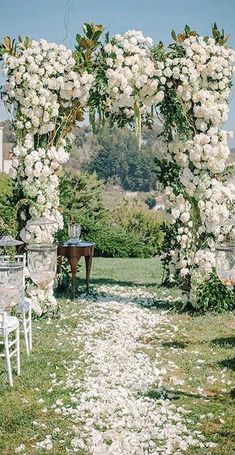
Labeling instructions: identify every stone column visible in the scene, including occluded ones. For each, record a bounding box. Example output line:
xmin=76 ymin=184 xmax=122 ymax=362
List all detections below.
xmin=0 ymin=126 xmax=3 ymax=172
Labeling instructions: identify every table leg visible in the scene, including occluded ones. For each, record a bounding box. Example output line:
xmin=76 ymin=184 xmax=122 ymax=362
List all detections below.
xmin=85 ymin=255 xmax=93 ymax=291
xmin=68 ymin=257 xmax=80 ymax=297
xmin=57 ymin=255 xmax=63 ymax=289
xmin=57 ymin=255 xmax=62 ymax=274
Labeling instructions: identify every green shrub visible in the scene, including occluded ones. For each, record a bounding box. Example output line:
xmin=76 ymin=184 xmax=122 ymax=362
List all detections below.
xmin=195 ymin=271 xmax=235 ymax=312
xmin=111 ymin=201 xmax=165 ymax=257
xmin=81 ymin=218 xmax=145 ymax=257
xmin=57 ymin=170 xmax=106 ymax=242
xmin=145 ymin=195 xmax=156 ymax=210
xmin=58 ymin=171 xmax=164 ymax=258
xmin=0 ymin=172 xmax=18 ymax=237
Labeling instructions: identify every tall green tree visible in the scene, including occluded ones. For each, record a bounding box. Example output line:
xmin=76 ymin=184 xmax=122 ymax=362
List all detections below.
xmin=85 ymin=126 xmax=158 ymax=191
xmin=0 ymin=172 xmax=18 ymax=236
xmin=57 ymin=170 xmax=106 ymax=241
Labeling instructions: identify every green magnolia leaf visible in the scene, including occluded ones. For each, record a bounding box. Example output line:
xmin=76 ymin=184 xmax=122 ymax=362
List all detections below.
xmin=23 ymin=36 xmax=31 ymax=49
xmin=79 ymin=37 xmax=90 ymax=49
xmin=93 ymin=30 xmax=103 ymax=42
xmin=3 ymin=36 xmax=12 ymax=51
xmin=177 ymin=33 xmax=186 ymax=43
xmin=184 ymin=24 xmax=191 ymax=35
xmin=76 ymin=33 xmax=81 ymax=43
xmin=85 ymin=23 xmax=93 ymax=38
xmin=171 ymin=30 xmax=177 ymax=41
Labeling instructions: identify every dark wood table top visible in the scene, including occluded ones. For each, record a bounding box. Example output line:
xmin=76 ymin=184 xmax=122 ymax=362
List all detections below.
xmin=58 ymin=241 xmax=95 ymax=248
xmin=57 ymin=242 xmax=95 ymax=257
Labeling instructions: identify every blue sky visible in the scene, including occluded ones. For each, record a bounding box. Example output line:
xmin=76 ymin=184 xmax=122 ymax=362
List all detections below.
xmin=1 ymin=0 xmax=235 ymax=145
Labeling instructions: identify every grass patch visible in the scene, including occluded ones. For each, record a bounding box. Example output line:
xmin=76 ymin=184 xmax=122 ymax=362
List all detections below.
xmin=0 ymin=258 xmax=234 ymax=454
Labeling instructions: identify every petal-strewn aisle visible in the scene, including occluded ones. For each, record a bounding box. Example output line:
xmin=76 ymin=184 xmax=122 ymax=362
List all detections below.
xmin=49 ymin=286 xmax=209 ymax=454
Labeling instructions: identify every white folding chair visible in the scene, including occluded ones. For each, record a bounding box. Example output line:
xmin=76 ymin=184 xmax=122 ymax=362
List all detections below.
xmin=18 ymin=296 xmax=32 ymax=355
xmin=0 ymin=309 xmax=20 ymax=387
xmin=0 ymin=254 xmax=32 ymax=356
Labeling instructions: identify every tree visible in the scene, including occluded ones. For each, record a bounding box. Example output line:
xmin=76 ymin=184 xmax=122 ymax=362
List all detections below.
xmin=85 ymin=126 xmax=158 ymax=191
xmin=0 ymin=172 xmax=18 ymax=236
xmin=145 ymin=195 xmax=156 ymax=210
xmin=57 ymin=170 xmax=106 ymax=242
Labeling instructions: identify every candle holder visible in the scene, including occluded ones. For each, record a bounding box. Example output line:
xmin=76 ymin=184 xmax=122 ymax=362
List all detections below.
xmin=67 ymin=223 xmax=81 ymax=245
xmin=27 ymin=244 xmax=57 ymax=289
xmin=0 ymin=261 xmax=24 ymax=310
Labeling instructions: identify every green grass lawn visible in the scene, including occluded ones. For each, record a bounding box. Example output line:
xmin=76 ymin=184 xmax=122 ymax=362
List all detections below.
xmin=70 ymin=256 xmax=164 ymax=287
xmin=0 ymin=258 xmax=234 ymax=454
xmin=61 ymin=256 xmax=180 ymax=298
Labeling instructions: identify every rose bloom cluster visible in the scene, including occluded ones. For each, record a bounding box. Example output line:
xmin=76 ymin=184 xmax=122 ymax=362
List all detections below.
xmin=26 ymin=282 xmax=57 ymax=316
xmin=10 ymin=133 xmax=71 ymax=244
xmin=169 ymin=129 xmax=232 ymax=174
xmin=3 ymin=39 xmax=94 ymax=313
xmin=103 ymin=30 xmax=165 ymax=117
xmin=3 ymin=38 xmax=93 ymax=246
xmin=3 ymin=39 xmax=93 ymax=135
xmin=162 ymin=35 xmax=235 ymax=127
xmin=163 ymin=35 xmax=235 ymax=300
xmin=165 ymin=170 xmax=234 ymax=288
xmin=164 ymin=187 xmax=194 ymax=280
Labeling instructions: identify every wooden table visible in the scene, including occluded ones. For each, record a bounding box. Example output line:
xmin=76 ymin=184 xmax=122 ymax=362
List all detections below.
xmin=57 ymin=242 xmax=95 ymax=295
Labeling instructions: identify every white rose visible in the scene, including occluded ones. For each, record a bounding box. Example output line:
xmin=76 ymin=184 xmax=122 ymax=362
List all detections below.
xmin=180 ymin=212 xmax=190 ymax=223
xmin=171 ymin=208 xmax=180 ymax=220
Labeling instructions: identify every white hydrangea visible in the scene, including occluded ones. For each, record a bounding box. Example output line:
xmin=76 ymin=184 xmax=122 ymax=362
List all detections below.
xmin=3 ymin=38 xmax=94 ymax=312
xmin=163 ymin=34 xmax=235 ymax=298
xmin=3 ymin=39 xmax=93 ymax=135
xmin=103 ymin=30 xmax=165 ymax=117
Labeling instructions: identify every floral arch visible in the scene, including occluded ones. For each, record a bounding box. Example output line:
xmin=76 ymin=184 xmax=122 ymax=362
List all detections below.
xmin=0 ymin=23 xmax=234 ymax=312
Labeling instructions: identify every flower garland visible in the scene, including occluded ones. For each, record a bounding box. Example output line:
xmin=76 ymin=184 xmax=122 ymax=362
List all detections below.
xmin=159 ymin=32 xmax=235 ymax=304
xmin=90 ymin=30 xmax=165 ymax=146
xmin=90 ymin=25 xmax=235 ymax=307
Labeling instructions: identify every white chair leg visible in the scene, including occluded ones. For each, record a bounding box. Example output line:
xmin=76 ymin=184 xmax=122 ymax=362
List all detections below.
xmin=29 ymin=309 xmax=32 ymax=352
xmin=4 ymin=333 xmax=13 ymax=387
xmin=23 ymin=313 xmax=30 ymax=356
xmin=16 ymin=328 xmax=20 ymax=376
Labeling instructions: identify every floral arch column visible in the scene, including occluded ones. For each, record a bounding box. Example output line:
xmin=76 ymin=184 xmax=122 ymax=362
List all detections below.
xmin=0 ymin=36 xmax=94 ymax=313
xmin=89 ymin=25 xmax=235 ymax=308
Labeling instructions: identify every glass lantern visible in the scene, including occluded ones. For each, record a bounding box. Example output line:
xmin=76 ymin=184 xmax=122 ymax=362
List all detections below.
xmin=27 ymin=244 xmax=57 ymax=289
xmin=0 ymin=261 xmax=24 ymax=310
xmin=0 ymin=235 xmax=23 ymax=247
xmin=215 ymin=243 xmax=235 ymax=289
xmin=68 ymin=223 xmax=81 ymax=244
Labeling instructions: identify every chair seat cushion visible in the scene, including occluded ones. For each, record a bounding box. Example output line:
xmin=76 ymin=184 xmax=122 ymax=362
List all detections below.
xmin=0 ymin=314 xmax=19 ymax=331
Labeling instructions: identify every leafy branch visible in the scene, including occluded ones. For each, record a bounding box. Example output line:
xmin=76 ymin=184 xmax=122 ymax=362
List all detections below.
xmin=211 ymin=22 xmax=230 ymax=45
xmin=74 ymin=22 xmax=104 ymax=71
